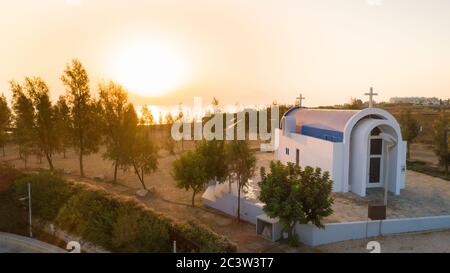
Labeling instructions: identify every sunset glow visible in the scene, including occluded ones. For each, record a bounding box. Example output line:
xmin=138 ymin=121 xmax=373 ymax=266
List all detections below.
xmin=112 ymin=40 xmax=187 ymax=97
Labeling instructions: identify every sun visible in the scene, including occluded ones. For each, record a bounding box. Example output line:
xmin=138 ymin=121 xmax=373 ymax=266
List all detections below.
xmin=113 ymin=40 xmax=187 ymax=97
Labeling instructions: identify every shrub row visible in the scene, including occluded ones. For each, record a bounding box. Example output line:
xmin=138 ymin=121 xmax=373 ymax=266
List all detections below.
xmin=2 ymin=169 xmax=236 ymax=253
xmin=407 ymin=160 xmax=450 ymax=181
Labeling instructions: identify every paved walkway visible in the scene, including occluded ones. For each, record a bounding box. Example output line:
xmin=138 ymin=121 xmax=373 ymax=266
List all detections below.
xmin=0 ymin=232 xmax=66 ymax=253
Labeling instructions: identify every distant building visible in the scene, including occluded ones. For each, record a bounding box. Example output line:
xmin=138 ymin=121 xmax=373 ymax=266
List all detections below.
xmin=389 ymin=97 xmax=445 ymax=106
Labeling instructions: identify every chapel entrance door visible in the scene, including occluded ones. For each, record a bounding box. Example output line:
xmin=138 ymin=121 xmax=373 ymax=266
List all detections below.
xmin=367 ymin=127 xmax=384 ymax=188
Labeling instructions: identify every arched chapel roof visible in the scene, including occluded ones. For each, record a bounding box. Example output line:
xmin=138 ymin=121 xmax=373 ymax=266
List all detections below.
xmin=283 ymin=107 xmax=360 ymax=132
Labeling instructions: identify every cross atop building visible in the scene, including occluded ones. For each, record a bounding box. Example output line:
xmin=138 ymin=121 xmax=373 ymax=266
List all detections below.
xmin=296 ymin=93 xmax=306 ymax=108
xmin=364 ymin=87 xmax=378 ymax=108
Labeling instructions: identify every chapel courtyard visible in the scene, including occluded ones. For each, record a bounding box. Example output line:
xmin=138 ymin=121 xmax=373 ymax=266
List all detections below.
xmin=250 ymin=152 xmax=450 ymax=224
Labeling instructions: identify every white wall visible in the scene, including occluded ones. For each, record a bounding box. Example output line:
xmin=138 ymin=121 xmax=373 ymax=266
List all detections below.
xmin=295 ymin=215 xmax=450 ymax=246
xmin=276 ymin=131 xmax=344 ymax=192
xmin=202 ymin=184 xmax=264 ymax=224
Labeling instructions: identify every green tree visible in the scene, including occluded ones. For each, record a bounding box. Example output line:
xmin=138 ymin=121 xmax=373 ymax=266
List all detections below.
xmin=344 ymin=97 xmax=363 ymax=110
xmin=54 ymin=96 xmax=72 ymax=158
xmin=98 ymin=81 xmax=137 ymax=182
xmin=139 ymin=105 xmax=154 ymax=141
xmin=0 ymin=94 xmax=11 ymax=156
xmin=164 ymin=113 xmax=176 ymax=155
xmin=125 ymin=129 xmax=159 ymax=190
xmin=398 ymin=109 xmax=420 ymax=159
xmin=196 ymin=139 xmax=229 ymax=183
xmin=259 ymin=161 xmax=333 ymax=245
xmin=172 ymin=150 xmax=208 ymax=206
xmin=227 ymin=140 xmax=256 ymax=221
xmin=176 ymin=104 xmax=185 ymax=151
xmin=24 ymin=77 xmax=59 ymax=170
xmin=140 ymin=105 xmax=154 ymax=126
xmin=433 ymin=111 xmax=450 ymax=174
xmin=11 ymin=81 xmax=35 ymax=168
xmin=61 ymin=59 xmax=100 ymax=177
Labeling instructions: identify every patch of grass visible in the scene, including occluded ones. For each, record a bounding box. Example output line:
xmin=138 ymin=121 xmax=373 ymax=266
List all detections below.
xmin=407 ymin=160 xmax=450 ymax=181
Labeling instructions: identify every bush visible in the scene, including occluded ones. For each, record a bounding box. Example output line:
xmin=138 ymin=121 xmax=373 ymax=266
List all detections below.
xmin=407 ymin=160 xmax=450 ymax=181
xmin=0 ymin=191 xmax=28 ymax=235
xmin=1 ymin=170 xmax=236 ymax=253
xmin=55 ymin=188 xmax=120 ymax=249
xmin=175 ymin=221 xmax=237 ymax=253
xmin=0 ymin=165 xmax=27 ymax=235
xmin=111 ymin=202 xmax=171 ymax=253
xmin=0 ymin=163 xmax=23 ymax=193
xmin=13 ymin=171 xmax=75 ymax=222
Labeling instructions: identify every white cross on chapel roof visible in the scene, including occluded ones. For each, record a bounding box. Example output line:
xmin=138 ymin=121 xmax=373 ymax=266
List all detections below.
xmin=364 ymin=87 xmax=378 ymax=108
xmin=296 ymin=93 xmax=306 ymax=108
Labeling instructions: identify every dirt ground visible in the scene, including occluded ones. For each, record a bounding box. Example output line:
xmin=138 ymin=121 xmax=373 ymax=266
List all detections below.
xmin=2 ymin=143 xmax=450 ymax=253
xmin=409 ymin=143 xmax=440 ymax=166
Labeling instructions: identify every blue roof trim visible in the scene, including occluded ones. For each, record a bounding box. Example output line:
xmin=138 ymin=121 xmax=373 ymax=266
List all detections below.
xmin=301 ymin=125 xmax=343 ymax=142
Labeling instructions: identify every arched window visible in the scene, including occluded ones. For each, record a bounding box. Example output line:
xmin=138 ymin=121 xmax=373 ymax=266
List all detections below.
xmin=371 ymin=127 xmax=381 ymax=136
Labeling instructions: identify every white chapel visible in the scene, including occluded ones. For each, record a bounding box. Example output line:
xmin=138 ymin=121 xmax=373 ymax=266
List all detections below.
xmin=275 ymin=91 xmax=407 ymax=197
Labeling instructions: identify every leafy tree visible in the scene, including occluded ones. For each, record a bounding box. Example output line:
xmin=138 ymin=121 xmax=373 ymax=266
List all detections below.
xmin=196 ymin=139 xmax=229 ymax=183
xmin=0 ymin=94 xmax=11 ymax=156
xmin=433 ymin=111 xmax=450 ymax=174
xmin=54 ymin=96 xmax=72 ymax=158
xmin=259 ymin=161 xmax=333 ymax=245
xmin=172 ymin=150 xmax=208 ymax=206
xmin=164 ymin=113 xmax=176 ymax=155
xmin=227 ymin=140 xmax=256 ymax=221
xmin=11 ymin=81 xmax=35 ymax=168
xmin=176 ymin=105 xmax=185 ymax=151
xmin=98 ymin=81 xmax=137 ymax=182
xmin=398 ymin=109 xmax=420 ymax=159
xmin=24 ymin=77 xmax=59 ymax=170
xmin=140 ymin=105 xmax=154 ymax=126
xmin=296 ymin=166 xmax=334 ymax=227
xmin=344 ymin=97 xmax=363 ymax=110
xmin=61 ymin=59 xmax=100 ymax=176
xmin=125 ymin=130 xmax=159 ymax=190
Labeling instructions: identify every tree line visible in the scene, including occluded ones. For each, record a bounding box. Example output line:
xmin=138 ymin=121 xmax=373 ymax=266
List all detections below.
xmin=0 ymin=59 xmax=160 ymax=188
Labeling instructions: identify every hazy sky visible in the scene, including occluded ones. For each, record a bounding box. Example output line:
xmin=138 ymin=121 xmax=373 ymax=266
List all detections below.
xmin=1 ymin=0 xmax=449 ymax=107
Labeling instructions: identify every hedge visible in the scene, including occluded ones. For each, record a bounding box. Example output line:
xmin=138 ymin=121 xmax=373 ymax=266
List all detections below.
xmin=407 ymin=160 xmax=450 ymax=181
xmin=2 ymin=169 xmax=236 ymax=253
xmin=0 ymin=164 xmax=27 ymax=235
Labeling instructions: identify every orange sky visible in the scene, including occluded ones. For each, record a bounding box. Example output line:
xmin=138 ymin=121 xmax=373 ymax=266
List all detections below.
xmin=0 ymin=0 xmax=449 ymax=107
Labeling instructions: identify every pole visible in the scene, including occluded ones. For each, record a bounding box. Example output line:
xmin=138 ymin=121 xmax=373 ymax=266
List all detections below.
xmin=384 ymin=146 xmax=390 ymax=206
xmin=28 ymin=182 xmax=33 ymax=238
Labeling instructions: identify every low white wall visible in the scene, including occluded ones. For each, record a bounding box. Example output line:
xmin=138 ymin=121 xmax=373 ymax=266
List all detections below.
xmin=203 ymin=186 xmax=450 ymax=247
xmin=296 ymin=215 xmax=450 ymax=246
xmin=203 ymin=186 xmax=264 ymax=224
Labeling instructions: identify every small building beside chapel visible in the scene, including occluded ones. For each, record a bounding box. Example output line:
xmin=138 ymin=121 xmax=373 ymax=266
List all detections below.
xmin=275 ymin=107 xmax=407 ymax=197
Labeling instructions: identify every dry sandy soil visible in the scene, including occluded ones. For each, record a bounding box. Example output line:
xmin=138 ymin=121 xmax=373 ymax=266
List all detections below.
xmin=2 ymin=143 xmax=450 ymax=253
xmin=410 ymin=143 xmax=440 ymax=166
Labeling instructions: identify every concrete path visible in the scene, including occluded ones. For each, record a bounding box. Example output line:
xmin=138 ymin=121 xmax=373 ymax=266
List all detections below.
xmin=0 ymin=232 xmax=66 ymax=253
